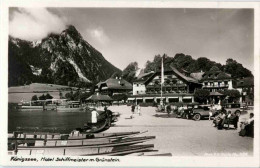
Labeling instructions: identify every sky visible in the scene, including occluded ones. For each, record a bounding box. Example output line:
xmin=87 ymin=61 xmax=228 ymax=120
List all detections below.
xmin=9 ymin=8 xmax=254 ymax=72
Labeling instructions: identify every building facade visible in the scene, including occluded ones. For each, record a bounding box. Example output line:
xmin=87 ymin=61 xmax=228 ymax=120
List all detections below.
xmin=129 ymin=66 xmax=202 ymax=104
xmin=235 ymin=77 xmax=254 ymax=105
xmin=95 ymin=77 xmax=132 ymax=97
xmin=201 ymin=67 xmax=233 ymax=92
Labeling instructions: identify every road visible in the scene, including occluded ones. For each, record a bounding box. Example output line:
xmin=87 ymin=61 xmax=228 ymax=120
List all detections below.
xmin=104 ymin=105 xmax=253 ymax=156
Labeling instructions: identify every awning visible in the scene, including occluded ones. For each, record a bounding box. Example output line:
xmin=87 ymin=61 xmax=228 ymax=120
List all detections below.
xmin=210 ymin=92 xmax=223 ymax=96
xmin=127 ymin=98 xmax=135 ymax=100
xmin=183 ymin=97 xmax=192 ymax=99
xmin=86 ymin=94 xmax=113 ymax=101
xmin=136 ymin=98 xmax=143 ymax=100
xmin=168 ymin=97 xmax=179 ymax=99
xmin=144 ymin=97 xmax=154 ymax=99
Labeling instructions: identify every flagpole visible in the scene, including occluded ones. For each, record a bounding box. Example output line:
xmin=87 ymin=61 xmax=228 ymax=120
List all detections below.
xmin=161 ymin=56 xmax=164 ymax=104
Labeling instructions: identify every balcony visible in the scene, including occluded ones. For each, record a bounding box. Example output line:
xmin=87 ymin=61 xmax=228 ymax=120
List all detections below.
xmin=203 ymin=84 xmax=229 ymax=88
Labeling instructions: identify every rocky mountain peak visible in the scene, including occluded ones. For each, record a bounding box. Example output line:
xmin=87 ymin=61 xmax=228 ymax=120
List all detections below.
xmin=8 ymin=25 xmax=121 ymax=87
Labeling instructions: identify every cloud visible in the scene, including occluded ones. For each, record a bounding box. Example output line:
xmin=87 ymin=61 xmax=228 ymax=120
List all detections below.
xmin=86 ymin=27 xmax=110 ymax=45
xmin=9 ymin=8 xmax=67 ymax=41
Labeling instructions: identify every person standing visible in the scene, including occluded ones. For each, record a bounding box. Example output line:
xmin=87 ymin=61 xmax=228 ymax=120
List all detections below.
xmin=166 ymin=104 xmax=171 ymax=117
xmin=91 ymin=110 xmax=99 ymax=127
xmin=137 ymin=104 xmax=141 ymax=116
xmin=131 ymin=104 xmax=135 ymax=118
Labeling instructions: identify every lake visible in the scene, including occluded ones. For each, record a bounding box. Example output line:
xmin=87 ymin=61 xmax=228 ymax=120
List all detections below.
xmin=8 ymin=109 xmax=92 ymax=133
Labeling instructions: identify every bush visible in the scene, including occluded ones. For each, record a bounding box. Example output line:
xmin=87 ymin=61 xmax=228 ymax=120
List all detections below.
xmin=220 ymin=89 xmax=240 ymax=103
xmin=194 ymin=89 xmax=210 ymax=104
xmin=31 ymin=95 xmax=38 ymax=101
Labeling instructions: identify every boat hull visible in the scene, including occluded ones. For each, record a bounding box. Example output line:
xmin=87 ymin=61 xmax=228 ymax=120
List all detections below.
xmin=14 ymin=136 xmax=155 ymax=149
xmin=14 ymin=144 xmax=154 ymax=156
xmin=9 ymin=131 xmax=144 ymax=140
xmin=20 ymin=106 xmax=43 ymax=109
xmin=56 ymin=107 xmax=84 ymax=112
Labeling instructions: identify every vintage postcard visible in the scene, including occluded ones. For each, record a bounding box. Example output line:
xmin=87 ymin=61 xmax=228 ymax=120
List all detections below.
xmin=0 ymin=0 xmax=259 ymax=167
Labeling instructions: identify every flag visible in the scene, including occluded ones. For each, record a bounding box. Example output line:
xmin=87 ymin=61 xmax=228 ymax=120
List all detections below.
xmin=161 ymin=57 xmax=164 ymax=84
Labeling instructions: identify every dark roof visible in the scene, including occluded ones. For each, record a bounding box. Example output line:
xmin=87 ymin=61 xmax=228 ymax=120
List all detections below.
xmin=134 ymin=72 xmax=155 ymax=83
xmin=209 ymin=92 xmax=224 ymax=96
xmin=202 ymin=70 xmax=231 ymax=81
xmin=140 ymin=66 xmax=201 ymax=85
xmin=236 ymin=77 xmax=254 ymax=88
xmin=171 ymin=66 xmax=200 ymax=84
xmin=86 ymin=94 xmax=113 ymax=101
xmin=98 ymin=78 xmax=132 ymax=90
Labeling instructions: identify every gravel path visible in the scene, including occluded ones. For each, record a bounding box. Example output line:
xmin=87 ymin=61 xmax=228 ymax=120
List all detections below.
xmin=104 ymin=105 xmax=253 ymax=156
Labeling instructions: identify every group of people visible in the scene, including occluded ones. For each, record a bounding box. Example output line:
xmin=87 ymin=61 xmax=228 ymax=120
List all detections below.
xmin=212 ymin=110 xmax=239 ymax=130
xmin=212 ymin=108 xmax=254 ymax=137
xmin=131 ymin=104 xmax=141 ymax=118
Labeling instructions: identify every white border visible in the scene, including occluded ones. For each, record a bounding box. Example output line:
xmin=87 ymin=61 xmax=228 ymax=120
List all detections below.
xmin=0 ymin=1 xmax=259 ymax=167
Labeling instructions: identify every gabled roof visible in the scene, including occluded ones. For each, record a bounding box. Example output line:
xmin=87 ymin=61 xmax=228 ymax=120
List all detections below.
xmin=134 ymin=72 xmax=155 ymax=83
xmin=210 ymin=92 xmax=223 ymax=96
xmin=170 ymin=66 xmax=200 ymax=84
xmin=202 ymin=70 xmax=231 ymax=81
xmin=86 ymin=94 xmax=113 ymax=101
xmin=98 ymin=78 xmax=132 ymax=90
xmin=141 ymin=66 xmax=201 ymax=85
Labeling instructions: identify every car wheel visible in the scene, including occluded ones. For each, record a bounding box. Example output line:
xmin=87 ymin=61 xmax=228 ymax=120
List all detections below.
xmin=193 ymin=114 xmax=201 ymax=121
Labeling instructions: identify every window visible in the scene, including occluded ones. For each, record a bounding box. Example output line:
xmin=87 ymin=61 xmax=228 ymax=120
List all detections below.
xmin=205 ymin=82 xmax=208 ymax=85
xmin=137 ymin=84 xmax=139 ymax=87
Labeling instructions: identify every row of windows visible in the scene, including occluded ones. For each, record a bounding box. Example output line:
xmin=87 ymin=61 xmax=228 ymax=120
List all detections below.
xmin=204 ymin=81 xmax=228 ymax=86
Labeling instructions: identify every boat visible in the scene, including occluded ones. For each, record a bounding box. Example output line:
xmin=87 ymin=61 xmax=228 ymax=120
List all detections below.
xmin=11 ymin=144 xmax=155 ymax=156
xmin=56 ymin=100 xmax=84 ymax=112
xmin=18 ymin=100 xmax=45 ymax=110
xmin=8 ymin=130 xmax=146 ymax=140
xmin=82 ymin=109 xmax=120 ymax=133
xmin=17 ymin=99 xmax=58 ymax=111
xmin=11 ymin=136 xmax=155 ymax=149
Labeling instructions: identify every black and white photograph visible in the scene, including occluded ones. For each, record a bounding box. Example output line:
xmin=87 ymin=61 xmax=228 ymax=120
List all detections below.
xmin=0 ymin=1 xmax=259 ymax=167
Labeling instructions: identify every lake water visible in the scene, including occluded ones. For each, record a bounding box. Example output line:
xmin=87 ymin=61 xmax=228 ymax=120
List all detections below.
xmin=8 ymin=109 xmax=92 ymax=133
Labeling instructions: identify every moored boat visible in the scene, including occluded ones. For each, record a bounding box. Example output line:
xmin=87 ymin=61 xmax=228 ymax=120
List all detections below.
xmin=11 ymin=144 xmax=155 ymax=156
xmin=56 ymin=100 xmax=84 ymax=112
xmin=18 ymin=100 xmax=45 ymax=110
xmin=8 ymin=130 xmax=146 ymax=140
xmin=13 ymin=136 xmax=155 ymax=149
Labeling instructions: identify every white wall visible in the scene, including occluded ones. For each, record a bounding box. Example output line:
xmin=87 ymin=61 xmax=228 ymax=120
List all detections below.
xmin=133 ymin=83 xmax=146 ymax=95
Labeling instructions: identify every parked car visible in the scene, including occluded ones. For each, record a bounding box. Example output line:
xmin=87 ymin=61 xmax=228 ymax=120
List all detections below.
xmin=189 ymin=105 xmax=212 ymax=121
xmin=222 ymin=103 xmax=243 ymax=116
xmin=182 ymin=105 xmax=196 ymax=119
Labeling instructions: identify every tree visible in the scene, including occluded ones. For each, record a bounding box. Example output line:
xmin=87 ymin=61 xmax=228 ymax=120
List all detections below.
xmin=45 ymin=93 xmax=53 ymax=99
xmin=194 ymin=89 xmax=210 ymax=104
xmin=220 ymin=89 xmax=241 ymax=103
xmin=59 ymin=91 xmax=63 ymax=99
xmin=65 ymin=92 xmax=73 ymax=100
xmin=31 ymin=95 xmax=38 ymax=101
xmin=38 ymin=94 xmax=46 ymax=100
xmin=224 ymin=58 xmax=253 ymax=78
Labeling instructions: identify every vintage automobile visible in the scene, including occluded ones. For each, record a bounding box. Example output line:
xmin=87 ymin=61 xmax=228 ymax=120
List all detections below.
xmin=188 ymin=105 xmax=212 ymax=121
xmin=222 ymin=103 xmax=243 ymax=116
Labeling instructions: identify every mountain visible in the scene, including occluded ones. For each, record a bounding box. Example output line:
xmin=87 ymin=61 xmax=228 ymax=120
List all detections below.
xmin=8 ymin=25 xmax=121 ymax=87
xmin=143 ymin=53 xmax=253 ymax=78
